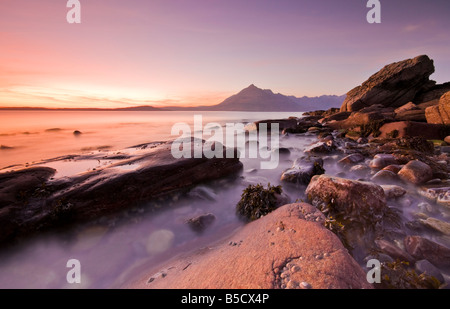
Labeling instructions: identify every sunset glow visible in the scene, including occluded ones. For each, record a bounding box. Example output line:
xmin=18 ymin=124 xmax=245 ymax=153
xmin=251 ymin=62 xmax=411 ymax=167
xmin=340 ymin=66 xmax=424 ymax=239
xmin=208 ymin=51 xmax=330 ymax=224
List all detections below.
xmin=1 ymin=0 xmax=450 ymax=108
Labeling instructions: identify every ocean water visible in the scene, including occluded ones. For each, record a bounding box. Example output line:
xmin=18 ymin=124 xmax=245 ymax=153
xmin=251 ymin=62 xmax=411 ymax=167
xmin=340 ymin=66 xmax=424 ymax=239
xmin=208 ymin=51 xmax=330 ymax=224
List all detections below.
xmin=0 ymin=110 xmax=314 ymax=288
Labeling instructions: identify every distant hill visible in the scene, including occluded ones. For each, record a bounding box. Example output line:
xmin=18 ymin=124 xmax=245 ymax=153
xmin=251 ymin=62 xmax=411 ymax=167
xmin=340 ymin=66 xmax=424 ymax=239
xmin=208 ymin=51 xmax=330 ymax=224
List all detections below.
xmin=166 ymin=84 xmax=345 ymax=111
xmin=0 ymin=85 xmax=344 ymax=112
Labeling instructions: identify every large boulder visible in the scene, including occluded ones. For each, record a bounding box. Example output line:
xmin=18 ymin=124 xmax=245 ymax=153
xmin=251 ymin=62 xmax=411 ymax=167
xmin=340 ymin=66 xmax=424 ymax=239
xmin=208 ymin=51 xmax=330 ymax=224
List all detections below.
xmin=340 ymin=55 xmax=435 ymax=112
xmin=305 ymin=175 xmax=387 ymax=224
xmin=129 ymin=203 xmax=372 ymax=289
xmin=425 ymin=91 xmax=450 ymax=125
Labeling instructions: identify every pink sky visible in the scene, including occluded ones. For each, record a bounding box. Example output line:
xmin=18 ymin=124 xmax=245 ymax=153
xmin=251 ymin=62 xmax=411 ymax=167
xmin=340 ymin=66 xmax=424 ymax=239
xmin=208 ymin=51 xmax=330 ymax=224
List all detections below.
xmin=1 ymin=0 xmax=449 ymax=108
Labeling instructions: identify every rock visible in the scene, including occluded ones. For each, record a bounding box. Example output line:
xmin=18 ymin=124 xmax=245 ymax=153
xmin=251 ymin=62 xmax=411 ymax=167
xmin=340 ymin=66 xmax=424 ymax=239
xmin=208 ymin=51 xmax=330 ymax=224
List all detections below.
xmin=0 ymin=140 xmax=242 ymax=245
xmin=380 ymin=185 xmax=406 ymax=199
xmin=349 ymin=164 xmax=371 ymax=177
xmin=382 ymin=165 xmax=402 ymax=174
xmin=337 ymin=153 xmax=365 ymax=166
xmin=415 ymin=260 xmax=445 ymax=284
xmin=394 ymin=102 xmax=420 ymax=114
xmin=444 ymin=136 xmax=450 ymax=144
xmin=418 ymin=187 xmax=450 ymax=207
xmin=371 ymin=170 xmax=399 ymax=184
xmin=340 ymin=55 xmax=435 ymax=112
xmin=404 ymin=236 xmax=450 ymax=268
xmin=398 ymin=160 xmax=433 ymax=185
xmin=378 ymin=121 xmax=447 ymax=140
xmin=185 ymin=213 xmax=216 ymax=233
xmin=304 ymin=140 xmax=335 ymax=154
xmin=357 ymin=137 xmax=368 ymax=144
xmin=375 ymin=239 xmax=414 ymax=263
xmin=414 ymin=82 xmax=450 ymax=103
xmin=425 ymin=91 xmax=450 ymax=125
xmin=369 ymin=154 xmax=397 ymax=169
xmin=395 ymin=109 xmax=426 ymax=122
xmin=320 ymin=111 xmax=351 ymax=124
xmin=129 ymin=203 xmax=373 ymax=289
xmin=146 ymin=229 xmax=175 ymax=254
xmin=419 ymin=217 xmax=450 ymax=235
xmin=280 ymin=157 xmax=324 ymax=185
xmin=73 ymin=130 xmax=82 ymax=136
xmin=305 ymin=175 xmax=387 ymax=224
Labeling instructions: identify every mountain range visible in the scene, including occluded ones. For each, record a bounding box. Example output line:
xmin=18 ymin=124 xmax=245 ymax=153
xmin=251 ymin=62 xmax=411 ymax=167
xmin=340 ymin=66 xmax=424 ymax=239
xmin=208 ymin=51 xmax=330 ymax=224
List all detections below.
xmin=1 ymin=85 xmax=345 ymax=112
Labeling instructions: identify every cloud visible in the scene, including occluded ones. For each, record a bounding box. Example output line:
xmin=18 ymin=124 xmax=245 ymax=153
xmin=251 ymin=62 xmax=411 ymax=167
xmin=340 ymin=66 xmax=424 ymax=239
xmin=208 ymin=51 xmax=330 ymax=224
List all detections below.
xmin=402 ymin=24 xmax=421 ymax=33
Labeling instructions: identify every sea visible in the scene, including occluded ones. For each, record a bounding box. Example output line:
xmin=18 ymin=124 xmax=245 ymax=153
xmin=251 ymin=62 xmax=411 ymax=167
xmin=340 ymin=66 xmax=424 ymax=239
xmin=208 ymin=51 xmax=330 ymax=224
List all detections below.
xmin=0 ymin=110 xmax=321 ymax=288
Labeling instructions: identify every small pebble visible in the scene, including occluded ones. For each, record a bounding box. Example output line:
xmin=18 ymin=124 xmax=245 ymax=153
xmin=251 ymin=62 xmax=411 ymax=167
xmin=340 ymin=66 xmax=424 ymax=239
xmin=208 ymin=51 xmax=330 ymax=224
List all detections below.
xmin=286 ymin=281 xmax=299 ymax=289
xmin=291 ymin=265 xmax=301 ymax=273
xmin=300 ymin=282 xmax=312 ymax=289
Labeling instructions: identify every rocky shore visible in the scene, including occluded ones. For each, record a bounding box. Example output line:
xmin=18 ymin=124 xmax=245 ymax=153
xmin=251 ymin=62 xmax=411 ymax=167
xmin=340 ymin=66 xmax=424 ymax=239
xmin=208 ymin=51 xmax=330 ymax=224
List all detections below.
xmin=1 ymin=55 xmax=450 ymax=289
xmin=130 ymin=55 xmax=450 ymax=289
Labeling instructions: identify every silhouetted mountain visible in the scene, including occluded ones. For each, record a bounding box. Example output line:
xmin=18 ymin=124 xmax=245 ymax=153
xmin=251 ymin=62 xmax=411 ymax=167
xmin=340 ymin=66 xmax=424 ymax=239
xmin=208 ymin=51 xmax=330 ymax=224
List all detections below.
xmin=166 ymin=84 xmax=345 ymax=111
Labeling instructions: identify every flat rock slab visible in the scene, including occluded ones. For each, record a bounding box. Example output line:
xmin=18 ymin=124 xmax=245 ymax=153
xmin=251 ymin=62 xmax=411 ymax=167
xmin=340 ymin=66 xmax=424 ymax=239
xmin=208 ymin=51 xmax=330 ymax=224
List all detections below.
xmin=0 ymin=141 xmax=243 ymax=244
xmin=129 ymin=203 xmax=372 ymax=289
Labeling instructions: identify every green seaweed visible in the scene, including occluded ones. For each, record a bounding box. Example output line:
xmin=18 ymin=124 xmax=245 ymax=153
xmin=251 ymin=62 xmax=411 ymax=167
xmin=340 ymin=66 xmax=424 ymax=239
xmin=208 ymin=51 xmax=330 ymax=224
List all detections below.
xmin=236 ymin=183 xmax=283 ymax=222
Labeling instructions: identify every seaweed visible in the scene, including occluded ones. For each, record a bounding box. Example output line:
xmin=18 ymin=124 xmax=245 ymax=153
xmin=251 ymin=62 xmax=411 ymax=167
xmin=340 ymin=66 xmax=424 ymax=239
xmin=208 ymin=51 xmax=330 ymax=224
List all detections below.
xmin=378 ymin=260 xmax=442 ymax=289
xmin=236 ymin=183 xmax=283 ymax=222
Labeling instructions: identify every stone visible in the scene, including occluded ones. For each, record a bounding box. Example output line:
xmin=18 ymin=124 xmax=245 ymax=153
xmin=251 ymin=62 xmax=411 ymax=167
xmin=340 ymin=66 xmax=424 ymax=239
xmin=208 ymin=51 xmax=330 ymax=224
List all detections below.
xmin=337 ymin=153 xmax=365 ymax=166
xmin=380 ymin=185 xmax=406 ymax=199
xmin=394 ymin=102 xmax=420 ymax=115
xmin=340 ymin=55 xmax=435 ymax=112
xmin=398 ymin=160 xmax=433 ymax=185
xmin=306 ymin=175 xmax=387 ymax=224
xmin=444 ymin=136 xmax=450 ymax=144
xmin=382 ymin=165 xmax=402 ymax=174
xmin=128 ymin=203 xmax=372 ymax=289
xmin=280 ymin=157 xmax=324 ymax=185
xmin=425 ymin=91 xmax=450 ymax=125
xmin=304 ymin=140 xmax=335 ymax=154
xmin=371 ymin=170 xmax=399 ymax=184
xmin=349 ymin=164 xmax=371 ymax=177
xmin=185 ymin=213 xmax=216 ymax=233
xmin=415 ymin=260 xmax=445 ymax=284
xmin=378 ymin=121 xmax=447 ymax=140
xmin=369 ymin=154 xmax=397 ymax=169
xmin=252 ymin=118 xmax=298 ymax=132
xmin=375 ymin=239 xmax=414 ymax=263
xmin=419 ymin=217 xmax=450 ymax=235
xmin=146 ymin=229 xmax=175 ymax=254
xmin=73 ymin=130 xmax=82 ymax=136
xmin=404 ymin=236 xmax=450 ymax=268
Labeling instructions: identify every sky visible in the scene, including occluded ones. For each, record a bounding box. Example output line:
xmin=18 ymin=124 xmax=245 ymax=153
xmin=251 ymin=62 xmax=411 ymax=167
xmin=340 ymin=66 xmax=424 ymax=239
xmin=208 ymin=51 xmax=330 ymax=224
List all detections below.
xmin=0 ymin=0 xmax=449 ymax=108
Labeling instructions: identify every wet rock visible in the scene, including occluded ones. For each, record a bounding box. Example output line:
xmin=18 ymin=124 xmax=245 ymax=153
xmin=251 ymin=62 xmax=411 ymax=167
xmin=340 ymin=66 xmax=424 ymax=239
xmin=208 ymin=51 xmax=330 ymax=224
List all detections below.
xmin=337 ymin=153 xmax=365 ymax=166
xmin=371 ymin=170 xmax=399 ymax=184
xmin=369 ymin=154 xmax=397 ymax=170
xmin=188 ymin=186 xmax=218 ymax=201
xmin=415 ymin=260 xmax=445 ymax=284
xmin=404 ymin=236 xmax=450 ymax=268
xmin=375 ymin=239 xmax=414 ymax=263
xmin=132 ymin=203 xmax=372 ymax=289
xmin=445 ymin=136 xmax=450 ymax=144
xmin=380 ymin=185 xmax=406 ymax=199
xmin=418 ymin=187 xmax=450 ymax=207
xmin=419 ymin=217 xmax=450 ymax=235
xmin=306 ymin=175 xmax=387 ymax=225
xmin=304 ymin=140 xmax=335 ymax=154
xmin=0 ymin=141 xmax=242 ymax=245
xmin=252 ymin=118 xmax=298 ymax=132
xmin=73 ymin=130 xmax=82 ymax=136
xmin=185 ymin=213 xmax=216 ymax=233
xmin=398 ymin=160 xmax=433 ymax=185
xmin=382 ymin=165 xmax=402 ymax=174
xmin=349 ymin=164 xmax=371 ymax=177
xmin=280 ymin=157 xmax=324 ymax=185
xmin=146 ymin=229 xmax=175 ymax=254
